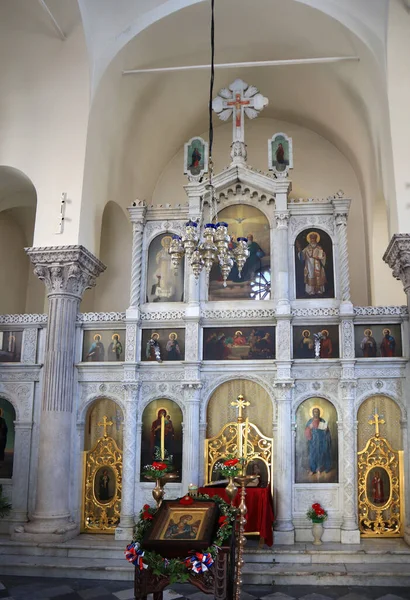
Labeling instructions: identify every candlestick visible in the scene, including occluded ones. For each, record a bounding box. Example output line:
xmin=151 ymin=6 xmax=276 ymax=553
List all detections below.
xmin=161 ymin=413 xmax=165 ymax=460
xmin=244 ymin=418 xmax=249 ymax=459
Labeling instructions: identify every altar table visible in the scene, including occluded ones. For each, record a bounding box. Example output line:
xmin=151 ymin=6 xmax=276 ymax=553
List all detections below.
xmin=198 ymin=486 xmax=274 ymax=546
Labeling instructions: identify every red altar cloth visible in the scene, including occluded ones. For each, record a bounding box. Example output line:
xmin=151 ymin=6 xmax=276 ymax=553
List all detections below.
xmin=198 ymin=486 xmax=274 ymax=547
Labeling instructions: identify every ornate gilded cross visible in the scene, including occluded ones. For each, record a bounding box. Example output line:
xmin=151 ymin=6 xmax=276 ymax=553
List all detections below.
xmin=368 ymin=412 xmax=385 ymax=437
xmin=231 ymin=395 xmax=250 ymax=423
xmin=98 ymin=415 xmax=114 ymax=438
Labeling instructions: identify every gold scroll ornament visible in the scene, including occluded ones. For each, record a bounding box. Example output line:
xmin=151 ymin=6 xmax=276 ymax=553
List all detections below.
xmin=82 ymin=415 xmax=122 ymax=533
xmin=358 ymin=412 xmax=404 ymax=537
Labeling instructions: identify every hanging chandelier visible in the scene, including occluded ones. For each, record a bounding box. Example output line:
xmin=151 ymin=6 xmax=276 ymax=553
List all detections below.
xmin=168 ymin=0 xmax=249 ymax=287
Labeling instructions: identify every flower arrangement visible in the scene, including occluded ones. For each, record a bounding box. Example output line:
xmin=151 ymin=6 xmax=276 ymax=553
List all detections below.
xmin=125 ymin=494 xmax=237 ymax=584
xmin=142 ymin=460 xmax=174 ymax=479
xmin=306 ymin=502 xmax=328 ymax=523
xmin=213 ymin=455 xmax=242 ymax=478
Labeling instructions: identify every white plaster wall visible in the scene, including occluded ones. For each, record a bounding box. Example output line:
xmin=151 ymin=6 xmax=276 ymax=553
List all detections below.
xmin=153 ymin=118 xmax=371 ymax=305
xmin=0 ymin=213 xmax=29 ymax=314
xmin=0 ymin=10 xmax=90 ymax=247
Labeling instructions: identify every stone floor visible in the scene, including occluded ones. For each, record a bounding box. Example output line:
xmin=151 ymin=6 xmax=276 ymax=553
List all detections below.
xmin=1 ymin=576 xmax=410 ymax=600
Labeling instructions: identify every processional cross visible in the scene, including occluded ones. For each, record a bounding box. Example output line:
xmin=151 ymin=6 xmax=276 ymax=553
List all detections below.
xmin=98 ymin=415 xmax=114 ymax=438
xmin=212 ymin=79 xmax=268 ymax=163
xmin=368 ymin=412 xmax=385 ymax=437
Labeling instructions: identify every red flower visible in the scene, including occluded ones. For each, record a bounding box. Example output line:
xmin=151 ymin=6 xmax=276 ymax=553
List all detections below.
xmin=312 ymin=503 xmax=321 ymax=510
xmin=316 ymin=508 xmax=325 ymax=515
xmin=218 ymin=516 xmax=228 ymax=526
xmin=224 ymin=458 xmax=239 ymax=467
xmin=142 ymin=511 xmax=153 ymax=520
xmin=179 ymin=494 xmax=194 ymax=506
xmin=143 ymin=504 xmax=150 ymax=511
xmin=152 ymin=462 xmax=167 ymax=471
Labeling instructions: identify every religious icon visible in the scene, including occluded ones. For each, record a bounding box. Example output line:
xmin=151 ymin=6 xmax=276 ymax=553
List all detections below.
xmin=319 ymin=329 xmax=333 ymax=358
xmin=203 ymin=326 xmax=275 ymax=360
xmin=94 ymin=466 xmax=116 ymax=504
xmin=296 ymin=329 xmax=314 ymax=359
xmin=293 ymin=326 xmax=339 ymax=359
xmin=0 ymin=330 xmax=22 ymax=362
xmin=245 ymin=458 xmax=269 ymax=488
xmin=184 ymin=137 xmax=208 ymax=180
xmin=268 ymin=132 xmax=293 ymax=177
xmin=0 ymin=400 xmax=15 ymax=479
xmin=294 ymin=228 xmax=334 ymax=299
xmin=354 ymin=324 xmax=402 ymax=358
xmin=209 ymin=205 xmax=270 ymax=301
xmin=141 ymin=328 xmax=185 ymax=362
xmin=146 ymin=233 xmax=184 ymax=303
xmin=163 ymin=514 xmax=202 ymax=540
xmin=366 ymin=467 xmax=390 ymax=506
xmin=86 ymin=334 xmax=105 ymax=362
xmin=140 ymin=399 xmax=183 ymax=482
xmin=108 ymin=333 xmax=123 ymax=361
xmin=295 ymin=398 xmax=338 ymax=483
xmin=380 ymin=329 xmax=396 ymax=357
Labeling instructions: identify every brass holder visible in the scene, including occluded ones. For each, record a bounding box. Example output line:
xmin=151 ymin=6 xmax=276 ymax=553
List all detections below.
xmin=144 ymin=472 xmax=179 ymax=508
xmin=233 ymin=473 xmax=259 ymax=600
xmin=225 ymin=476 xmax=239 ymax=505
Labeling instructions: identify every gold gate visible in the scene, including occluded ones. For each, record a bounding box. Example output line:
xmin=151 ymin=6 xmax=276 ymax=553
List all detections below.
xmin=358 ymin=411 xmax=404 ymax=537
xmin=81 ymin=415 xmax=122 ymax=533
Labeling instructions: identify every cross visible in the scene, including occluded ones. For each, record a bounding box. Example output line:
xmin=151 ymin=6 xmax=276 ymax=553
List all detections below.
xmin=231 ymin=395 xmax=250 ymax=423
xmin=98 ymin=415 xmax=114 ymax=438
xmin=368 ymin=412 xmax=385 ymax=437
xmin=212 ymin=79 xmax=268 ymax=145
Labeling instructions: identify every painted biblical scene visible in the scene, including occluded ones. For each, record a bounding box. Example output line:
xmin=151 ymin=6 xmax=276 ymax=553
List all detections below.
xmin=82 ymin=330 xmax=125 ymax=362
xmin=209 ymin=205 xmax=271 ymax=301
xmin=160 ymin=509 xmax=207 ymax=540
xmin=354 ymin=324 xmax=402 ymax=358
xmin=184 ymin=136 xmax=208 ymax=179
xmin=84 ymin=399 xmax=124 ymax=451
xmin=141 ymin=328 xmax=185 ymax=362
xmin=366 ymin=466 xmax=390 ymax=507
xmin=146 ymin=234 xmax=184 ymax=303
xmin=294 ymin=228 xmax=334 ymax=299
xmin=140 ymin=399 xmax=183 ymax=482
xmin=203 ymin=326 xmax=275 ymax=360
xmin=0 ymin=330 xmax=22 ymax=362
xmin=293 ymin=325 xmax=339 ymax=359
xmin=0 ymin=399 xmax=15 ymax=479
xmin=268 ymin=132 xmax=292 ymax=175
xmin=295 ymin=397 xmax=338 ymax=484
xmin=94 ymin=466 xmax=116 ymax=504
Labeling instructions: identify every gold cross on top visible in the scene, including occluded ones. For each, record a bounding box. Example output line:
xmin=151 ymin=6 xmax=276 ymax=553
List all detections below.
xmin=231 ymin=395 xmax=250 ymax=423
xmin=368 ymin=412 xmax=385 ymax=437
xmin=98 ymin=415 xmax=114 ymax=438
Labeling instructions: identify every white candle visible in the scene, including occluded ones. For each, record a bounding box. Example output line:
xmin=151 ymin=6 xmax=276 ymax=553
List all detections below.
xmin=161 ymin=414 xmax=165 ymax=460
xmin=244 ymin=418 xmax=249 ymax=459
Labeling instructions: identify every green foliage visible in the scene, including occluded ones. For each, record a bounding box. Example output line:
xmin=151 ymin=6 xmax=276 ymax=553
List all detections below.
xmin=0 ymin=485 xmax=11 ymax=518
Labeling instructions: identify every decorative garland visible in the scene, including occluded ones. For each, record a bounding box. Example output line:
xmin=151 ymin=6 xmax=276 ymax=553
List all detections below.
xmin=125 ymin=494 xmax=237 ymax=584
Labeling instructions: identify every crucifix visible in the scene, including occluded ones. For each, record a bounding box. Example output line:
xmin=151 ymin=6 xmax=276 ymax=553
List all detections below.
xmin=368 ymin=412 xmax=385 ymax=437
xmin=231 ymin=395 xmax=251 ymax=459
xmin=231 ymin=394 xmax=250 ymax=423
xmin=98 ymin=415 xmax=114 ymax=438
xmin=212 ymin=79 xmax=268 ymax=163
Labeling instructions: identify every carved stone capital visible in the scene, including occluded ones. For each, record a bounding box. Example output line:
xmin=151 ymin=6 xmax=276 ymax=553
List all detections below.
xmin=335 ymin=212 xmax=348 ymax=227
xmin=230 ymin=141 xmax=247 ymax=164
xmin=127 ymin=200 xmax=147 ymax=224
xmin=383 ymin=234 xmax=410 ymax=294
xmin=274 ymin=210 xmax=290 ymax=229
xmin=26 ymin=246 xmax=106 ymax=299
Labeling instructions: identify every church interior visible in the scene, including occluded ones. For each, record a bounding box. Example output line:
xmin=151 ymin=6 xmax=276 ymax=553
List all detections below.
xmin=1 ymin=0 xmax=410 ymax=598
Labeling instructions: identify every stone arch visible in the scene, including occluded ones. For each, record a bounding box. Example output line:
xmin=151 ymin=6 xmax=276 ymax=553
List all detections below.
xmin=357 ymin=393 xmax=404 ymax=452
xmin=138 ymin=392 xmax=186 ymax=422
xmin=355 ymin=390 xmax=406 ymax=421
xmin=83 ymin=396 xmax=125 ymax=452
xmin=293 ymin=392 xmax=342 ymax=422
xmin=211 ymin=196 xmax=275 ymax=229
xmin=78 ymin=393 xmax=126 ymax=425
xmin=144 ymin=230 xmax=185 ymax=304
xmin=0 ymin=388 xmax=27 ymax=423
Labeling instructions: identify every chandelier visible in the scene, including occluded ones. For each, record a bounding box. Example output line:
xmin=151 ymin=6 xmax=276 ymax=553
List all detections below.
xmin=168 ymin=0 xmax=249 ymax=287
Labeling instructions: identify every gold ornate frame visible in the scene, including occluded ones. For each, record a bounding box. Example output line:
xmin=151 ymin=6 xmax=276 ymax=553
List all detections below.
xmin=358 ymin=435 xmax=404 ymax=537
xmin=81 ymin=434 xmax=122 ymax=533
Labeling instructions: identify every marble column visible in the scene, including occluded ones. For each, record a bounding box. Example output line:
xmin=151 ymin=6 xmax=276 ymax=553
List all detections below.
xmin=274 ymin=209 xmax=290 ymax=306
xmin=273 ymin=383 xmax=295 ymax=544
xmin=15 ymin=246 xmax=105 ymax=542
xmin=128 ymin=202 xmax=147 ymax=309
xmin=340 ymin=380 xmax=360 ymax=543
xmin=181 ymin=383 xmax=201 ymax=492
xmin=383 ymin=233 xmax=410 ymax=542
xmin=9 ymin=421 xmax=33 ymax=528
xmin=116 ymin=384 xmax=139 ymax=540
xmin=333 ymin=198 xmax=351 ymax=304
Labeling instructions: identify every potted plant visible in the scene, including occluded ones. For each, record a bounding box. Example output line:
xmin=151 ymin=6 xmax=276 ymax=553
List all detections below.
xmin=306 ymin=502 xmax=327 ymax=545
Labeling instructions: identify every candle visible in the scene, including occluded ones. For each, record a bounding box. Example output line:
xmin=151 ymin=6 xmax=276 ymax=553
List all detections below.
xmin=161 ymin=413 xmax=165 ymax=460
xmin=244 ymin=418 xmax=249 ymax=459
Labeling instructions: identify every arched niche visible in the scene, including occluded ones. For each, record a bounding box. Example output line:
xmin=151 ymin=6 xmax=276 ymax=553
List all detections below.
xmin=146 ymin=234 xmax=184 ymax=303
xmin=140 ymin=399 xmax=183 ymax=482
xmin=206 ymin=379 xmax=273 ymax=438
xmin=0 ymin=397 xmax=16 ymax=479
xmin=357 ymin=395 xmax=402 ymax=452
xmin=0 ymin=166 xmax=44 ymax=314
xmin=84 ymin=398 xmax=124 ymax=451
xmin=294 ymin=228 xmax=334 ymax=299
xmin=295 ymin=397 xmax=338 ymax=484
xmin=209 ymin=205 xmax=271 ymax=301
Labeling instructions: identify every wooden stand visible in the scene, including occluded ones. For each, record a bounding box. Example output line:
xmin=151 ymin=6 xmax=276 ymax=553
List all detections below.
xmin=134 ymin=541 xmax=234 ymax=600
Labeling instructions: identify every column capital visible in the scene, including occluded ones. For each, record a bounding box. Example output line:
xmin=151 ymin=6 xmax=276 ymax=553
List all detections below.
xmin=26 ymin=245 xmax=106 ymax=299
xmin=383 ymin=234 xmax=410 ymax=293
xmin=274 ymin=210 xmax=290 ymax=229
xmin=128 ymin=200 xmax=147 ymax=224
